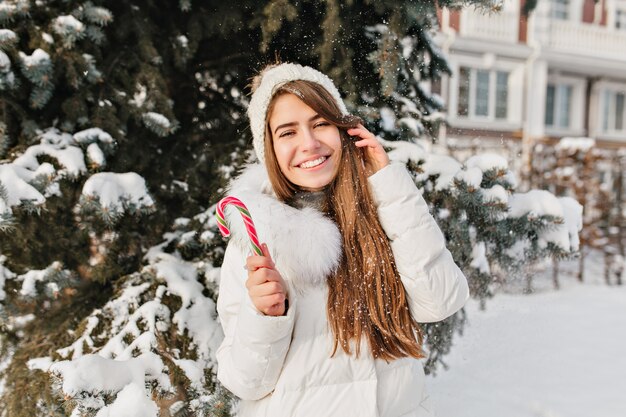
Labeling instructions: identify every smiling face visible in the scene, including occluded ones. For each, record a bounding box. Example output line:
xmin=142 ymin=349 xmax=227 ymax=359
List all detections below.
xmin=268 ymin=93 xmax=342 ymax=192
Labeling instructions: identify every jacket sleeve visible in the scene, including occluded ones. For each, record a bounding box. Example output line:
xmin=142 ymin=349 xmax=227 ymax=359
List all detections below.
xmin=367 ymin=162 xmax=470 ymax=323
xmin=216 ymin=241 xmax=296 ymax=400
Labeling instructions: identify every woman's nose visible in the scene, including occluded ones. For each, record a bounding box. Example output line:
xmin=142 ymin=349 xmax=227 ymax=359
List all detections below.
xmin=300 ymin=128 xmax=321 ymax=151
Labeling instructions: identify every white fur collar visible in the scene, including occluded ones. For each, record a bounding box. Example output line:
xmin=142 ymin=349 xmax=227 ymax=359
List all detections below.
xmin=224 ymin=164 xmax=342 ymax=294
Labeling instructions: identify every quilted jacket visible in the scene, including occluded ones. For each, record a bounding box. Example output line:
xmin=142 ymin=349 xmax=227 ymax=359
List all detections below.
xmin=216 ymin=162 xmax=469 ymax=417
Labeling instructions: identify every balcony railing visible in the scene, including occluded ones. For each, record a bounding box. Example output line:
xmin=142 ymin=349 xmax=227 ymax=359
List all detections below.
xmin=459 ymin=9 xmax=519 ymax=43
xmin=544 ymin=20 xmax=626 ymax=60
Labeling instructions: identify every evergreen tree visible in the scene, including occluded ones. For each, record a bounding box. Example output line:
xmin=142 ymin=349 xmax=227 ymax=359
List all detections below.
xmin=0 ymin=0 xmax=576 ymax=415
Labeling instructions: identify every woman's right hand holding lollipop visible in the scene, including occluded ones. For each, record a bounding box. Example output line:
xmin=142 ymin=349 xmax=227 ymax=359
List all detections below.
xmin=246 ymin=243 xmax=288 ymax=317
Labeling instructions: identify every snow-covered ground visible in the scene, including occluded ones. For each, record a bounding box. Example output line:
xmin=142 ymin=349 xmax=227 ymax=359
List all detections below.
xmin=428 ymin=251 xmax=626 ymax=417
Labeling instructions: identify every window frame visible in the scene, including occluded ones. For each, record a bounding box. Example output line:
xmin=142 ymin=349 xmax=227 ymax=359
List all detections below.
xmin=601 ymin=88 xmax=626 ymax=134
xmin=456 ymin=66 xmax=510 ymax=122
xmin=616 ymin=8 xmax=626 ymax=31
xmin=551 ymin=0 xmax=571 ymax=20
xmin=544 ymin=73 xmax=586 ymax=137
xmin=545 ymin=83 xmax=574 ymax=129
xmin=608 ymin=0 xmax=626 ymax=31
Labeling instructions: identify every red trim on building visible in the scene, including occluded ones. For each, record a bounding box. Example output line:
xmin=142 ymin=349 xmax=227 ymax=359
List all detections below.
xmin=450 ymin=10 xmax=460 ymax=32
xmin=583 ymin=0 xmax=595 ymax=24
xmin=519 ymin=0 xmax=528 ymax=43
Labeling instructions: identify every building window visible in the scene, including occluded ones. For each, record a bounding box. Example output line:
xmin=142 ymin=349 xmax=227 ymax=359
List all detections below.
xmin=495 ymin=71 xmax=508 ymax=119
xmin=475 ymin=70 xmax=489 ymax=116
xmin=457 ymin=66 xmax=509 ymax=120
xmin=545 ymin=83 xmax=573 ymax=129
xmin=617 ymin=9 xmax=626 ymax=31
xmin=551 ymin=0 xmax=570 ymax=20
xmin=602 ymin=89 xmax=626 ymax=133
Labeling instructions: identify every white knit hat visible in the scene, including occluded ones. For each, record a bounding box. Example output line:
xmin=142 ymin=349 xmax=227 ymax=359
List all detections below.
xmin=247 ymin=63 xmax=349 ymax=164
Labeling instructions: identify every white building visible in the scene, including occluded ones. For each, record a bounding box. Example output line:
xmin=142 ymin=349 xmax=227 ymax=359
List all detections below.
xmin=434 ymin=0 xmax=626 ymax=171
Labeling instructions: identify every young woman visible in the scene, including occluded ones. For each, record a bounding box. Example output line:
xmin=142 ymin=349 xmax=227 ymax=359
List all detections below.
xmin=216 ymin=62 xmax=469 ymax=417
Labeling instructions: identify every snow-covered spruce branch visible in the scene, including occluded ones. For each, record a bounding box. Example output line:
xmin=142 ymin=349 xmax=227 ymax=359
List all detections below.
xmin=52 ymin=2 xmax=113 ymax=49
xmin=380 ymin=137 xmax=583 ymax=297
xmin=142 ymin=112 xmax=180 ymax=137
xmin=0 ymin=127 xmax=158 ymax=229
xmin=77 ymin=172 xmax=156 ymax=227
xmin=363 ymin=22 xmax=449 ymax=140
xmin=0 ymin=259 xmax=74 ymax=335
xmin=0 ymin=28 xmax=18 ymax=51
xmin=0 ymin=1 xmax=30 ymax=25
xmin=28 ymin=240 xmax=225 ymax=416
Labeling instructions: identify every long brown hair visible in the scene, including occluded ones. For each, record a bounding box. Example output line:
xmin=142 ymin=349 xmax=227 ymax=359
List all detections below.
xmin=262 ymin=79 xmax=425 ymax=361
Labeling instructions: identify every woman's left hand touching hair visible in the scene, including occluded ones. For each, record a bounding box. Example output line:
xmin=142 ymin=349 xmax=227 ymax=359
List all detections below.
xmin=347 ymin=124 xmax=389 ymax=175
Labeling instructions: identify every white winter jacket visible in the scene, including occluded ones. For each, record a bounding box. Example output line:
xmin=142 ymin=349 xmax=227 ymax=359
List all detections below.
xmin=216 ymin=162 xmax=469 ymax=417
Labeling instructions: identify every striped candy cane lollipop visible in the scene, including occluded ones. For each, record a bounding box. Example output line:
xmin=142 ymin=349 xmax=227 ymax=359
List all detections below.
xmin=216 ymin=196 xmax=263 ymax=256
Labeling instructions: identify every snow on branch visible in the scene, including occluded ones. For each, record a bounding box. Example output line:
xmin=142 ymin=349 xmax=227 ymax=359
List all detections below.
xmin=0 ymin=259 xmax=74 ymax=328
xmin=52 ymin=15 xmax=86 ymax=48
xmin=29 ymin=247 xmax=225 ymax=415
xmin=149 ymin=253 xmax=223 ymax=363
xmin=81 ymin=5 xmax=114 ymax=27
xmin=72 ymin=128 xmax=114 ymax=169
xmin=0 ymin=254 xmax=17 ymax=301
xmin=0 ymin=29 xmax=18 ymax=49
xmin=45 ymin=354 xmax=161 ymax=417
xmin=0 ymin=0 xmax=30 ymax=24
xmin=0 ymin=49 xmax=10 ymax=70
xmin=0 ymin=164 xmax=46 ymax=208
xmin=81 ymin=53 xmax=103 ymax=83
xmin=398 ymin=117 xmax=423 ymax=136
xmin=19 ymin=48 xmax=52 ymax=86
xmin=18 ymin=48 xmax=54 ymax=108
xmin=14 ymin=134 xmax=87 ymax=178
xmin=508 ymin=190 xmax=583 ymax=252
xmin=380 ymin=138 xmax=583 ymax=283
xmin=16 ymin=261 xmax=72 ymax=299
xmin=142 ymin=112 xmax=179 ymax=137
xmin=557 ymin=197 xmax=583 ymax=252
xmin=51 ymin=353 xmax=166 ymax=397
xmin=418 ymin=154 xmax=462 ymax=191
xmin=73 ymin=127 xmax=114 ymax=145
xmin=0 ymin=50 xmax=17 ymax=90
xmin=79 ymin=172 xmax=155 ymax=223
xmin=481 ymin=184 xmax=509 ymax=205
xmin=465 ymin=153 xmax=508 ymax=172
xmin=470 ymin=241 xmax=490 ymax=275
xmin=0 ymin=127 xmax=119 ymax=228
xmin=456 ymin=167 xmax=482 ymax=189
xmin=86 ymin=143 xmax=106 ymax=168
xmin=378 ymin=137 xmax=427 ymax=165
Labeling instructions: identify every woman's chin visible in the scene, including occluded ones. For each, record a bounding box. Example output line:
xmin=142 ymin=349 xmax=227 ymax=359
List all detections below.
xmin=294 ymin=175 xmax=334 ymax=191
xmin=290 ymin=167 xmax=336 ymax=191
xmin=298 ymin=181 xmax=331 ymax=192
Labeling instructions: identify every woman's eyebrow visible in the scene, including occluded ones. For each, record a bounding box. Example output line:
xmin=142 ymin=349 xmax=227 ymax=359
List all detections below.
xmin=273 ymin=114 xmax=322 ymax=134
